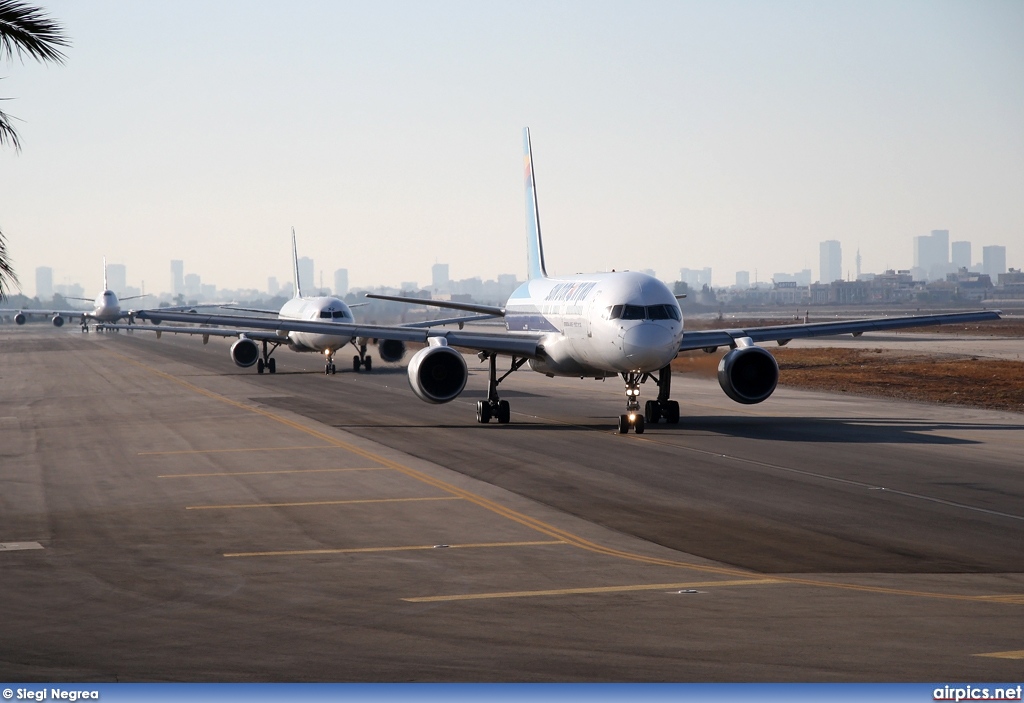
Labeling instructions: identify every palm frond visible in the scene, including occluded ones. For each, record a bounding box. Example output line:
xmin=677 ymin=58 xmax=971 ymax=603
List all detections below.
xmin=0 ymin=225 xmax=20 ymax=301
xmin=0 ymin=0 xmax=69 ymax=64
xmin=0 ymin=101 xmax=22 ymax=150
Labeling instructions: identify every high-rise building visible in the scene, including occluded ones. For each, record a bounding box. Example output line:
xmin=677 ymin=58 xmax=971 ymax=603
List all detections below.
xmin=35 ymin=266 xmax=53 ymax=300
xmin=431 ymin=263 xmax=450 ymax=292
xmin=267 ymin=276 xmax=279 ymax=296
xmin=106 ymin=263 xmax=126 ymax=293
xmin=334 ymin=269 xmax=348 ymax=297
xmin=982 ymin=245 xmax=1007 ymax=279
xmin=297 ymin=256 xmax=314 ymax=295
xmin=735 ymin=271 xmax=750 ymax=289
xmin=913 ymin=229 xmax=950 ymax=281
xmin=819 ymin=240 xmax=842 ymax=283
xmin=951 ymin=241 xmax=971 ymax=270
xmin=170 ymin=260 xmax=184 ymax=297
xmin=184 ymin=273 xmax=201 ymax=298
xmin=679 ymin=267 xmax=712 ymax=289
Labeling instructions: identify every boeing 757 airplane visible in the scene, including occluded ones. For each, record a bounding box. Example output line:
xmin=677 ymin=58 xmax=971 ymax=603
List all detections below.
xmin=3 ymin=258 xmax=148 ymax=331
xmin=105 ymin=231 xmax=400 ymax=374
xmin=136 ymin=128 xmax=1001 ymax=431
xmin=108 ymin=230 xmax=486 ymax=374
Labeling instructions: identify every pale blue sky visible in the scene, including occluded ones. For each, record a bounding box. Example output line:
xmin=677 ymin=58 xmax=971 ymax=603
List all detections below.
xmin=2 ymin=0 xmax=1022 ymax=296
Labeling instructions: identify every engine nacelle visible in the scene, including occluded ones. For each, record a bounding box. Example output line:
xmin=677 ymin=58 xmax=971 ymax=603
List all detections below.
xmin=14 ymin=313 xmax=26 ymax=325
xmin=377 ymin=339 xmax=406 ymax=363
xmin=407 ymin=342 xmax=467 ymax=404
xmin=230 ymin=338 xmax=260 ymax=368
xmin=717 ymin=344 xmax=779 ymax=405
xmin=52 ymin=315 xmax=65 ymax=328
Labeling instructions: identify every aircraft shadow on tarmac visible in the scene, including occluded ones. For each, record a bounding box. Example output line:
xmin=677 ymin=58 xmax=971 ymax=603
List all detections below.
xmin=641 ymin=415 xmax=1021 ymax=445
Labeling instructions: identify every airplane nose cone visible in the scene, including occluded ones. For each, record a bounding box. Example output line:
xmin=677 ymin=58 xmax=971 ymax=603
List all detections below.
xmin=621 ymin=323 xmax=677 ymax=369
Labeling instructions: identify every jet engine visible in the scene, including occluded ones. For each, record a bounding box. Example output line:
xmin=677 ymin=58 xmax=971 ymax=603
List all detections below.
xmin=52 ymin=315 xmax=65 ymax=328
xmin=717 ymin=344 xmax=779 ymax=405
xmin=14 ymin=313 xmax=26 ymax=325
xmin=377 ymin=339 xmax=406 ymax=364
xmin=407 ymin=341 xmax=467 ymax=404
xmin=230 ymin=338 xmax=260 ymax=368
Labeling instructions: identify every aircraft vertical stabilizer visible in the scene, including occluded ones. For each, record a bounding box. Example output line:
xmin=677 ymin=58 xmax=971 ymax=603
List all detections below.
xmin=291 ymin=227 xmax=303 ymax=298
xmin=103 ymin=256 xmax=108 ymax=291
xmin=523 ymin=128 xmax=548 ymax=281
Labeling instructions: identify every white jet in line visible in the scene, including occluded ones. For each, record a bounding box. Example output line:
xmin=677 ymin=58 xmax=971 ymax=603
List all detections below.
xmin=112 ymin=230 xmax=488 ymax=375
xmin=137 ymin=128 xmax=1001 ymax=431
xmin=2 ymin=258 xmax=149 ymax=331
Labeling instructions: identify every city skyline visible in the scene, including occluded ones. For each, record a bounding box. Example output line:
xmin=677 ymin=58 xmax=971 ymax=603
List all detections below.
xmin=2 ymin=2 xmax=1021 ymax=297
xmin=19 ymin=227 xmax=1015 ymax=303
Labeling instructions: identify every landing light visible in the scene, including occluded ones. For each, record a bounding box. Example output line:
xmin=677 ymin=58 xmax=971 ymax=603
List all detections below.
xmin=628 ymin=414 xmax=636 ymax=421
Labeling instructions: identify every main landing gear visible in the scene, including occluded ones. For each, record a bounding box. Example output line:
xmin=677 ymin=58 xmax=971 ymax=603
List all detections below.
xmin=256 ymin=340 xmax=279 ymax=374
xmin=476 ymin=353 xmax=526 ymax=424
xmin=617 ymin=365 xmax=680 ymax=434
xmin=351 ymin=342 xmax=372 ymax=372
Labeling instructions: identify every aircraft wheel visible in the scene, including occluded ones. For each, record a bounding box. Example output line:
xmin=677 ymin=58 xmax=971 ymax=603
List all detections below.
xmin=496 ymin=400 xmax=511 ymax=424
xmin=364 ymin=356 xmax=372 ymax=371
xmin=257 ymin=359 xmax=265 ymax=374
xmin=268 ymin=358 xmax=276 ymax=374
xmin=476 ymin=401 xmax=491 ymax=424
xmin=664 ymin=401 xmax=680 ymax=424
xmin=617 ymin=414 xmax=630 ymax=434
xmin=353 ymin=355 xmax=361 ymax=372
xmin=644 ymin=400 xmax=660 ymax=423
xmin=633 ymin=414 xmax=645 ymax=434
xmin=330 ymin=363 xmax=336 ymax=375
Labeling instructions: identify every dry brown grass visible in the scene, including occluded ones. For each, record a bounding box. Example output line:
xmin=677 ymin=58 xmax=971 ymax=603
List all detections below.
xmin=672 ymin=347 xmax=1024 ymax=413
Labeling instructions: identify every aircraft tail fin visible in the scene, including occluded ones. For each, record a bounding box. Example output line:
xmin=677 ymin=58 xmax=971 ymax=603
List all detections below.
xmin=523 ymin=127 xmax=548 ymax=280
xmin=291 ymin=227 xmax=303 ymax=298
xmin=103 ymin=256 xmax=108 ymax=291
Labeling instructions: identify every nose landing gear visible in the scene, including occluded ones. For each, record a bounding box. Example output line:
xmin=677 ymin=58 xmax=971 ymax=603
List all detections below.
xmin=617 ymin=365 xmax=680 ymax=433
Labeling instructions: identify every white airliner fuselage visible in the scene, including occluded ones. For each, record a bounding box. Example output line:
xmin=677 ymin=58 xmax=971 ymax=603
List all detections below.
xmin=504 ymin=271 xmax=682 ymax=377
xmin=276 ymin=295 xmax=355 ymax=356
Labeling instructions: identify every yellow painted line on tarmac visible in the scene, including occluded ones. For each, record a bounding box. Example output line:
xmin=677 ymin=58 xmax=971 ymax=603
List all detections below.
xmin=110 ymin=350 xmax=1024 ymax=608
xmin=974 ymin=650 xmax=1024 ymax=659
xmin=225 ymin=539 xmax=566 ymax=558
xmin=159 ymin=467 xmax=388 ymax=478
xmin=139 ymin=445 xmax=333 ymax=456
xmin=404 ymin=578 xmax=782 ymax=603
xmin=187 ymin=496 xmax=462 ymax=510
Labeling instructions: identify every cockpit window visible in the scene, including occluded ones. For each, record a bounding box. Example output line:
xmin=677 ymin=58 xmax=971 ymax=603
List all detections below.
xmin=319 ymin=311 xmax=332 ymax=319
xmin=620 ymin=305 xmax=646 ymax=320
xmin=606 ymin=303 xmax=680 ymax=321
xmin=332 ymin=310 xmax=347 ymax=319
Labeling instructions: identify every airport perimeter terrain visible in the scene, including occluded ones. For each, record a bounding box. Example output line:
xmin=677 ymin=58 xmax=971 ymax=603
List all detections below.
xmin=1 ymin=324 xmax=1022 ymax=681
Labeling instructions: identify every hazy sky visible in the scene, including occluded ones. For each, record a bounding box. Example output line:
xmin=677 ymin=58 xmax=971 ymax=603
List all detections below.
xmin=2 ymin=0 xmax=1022 ymax=296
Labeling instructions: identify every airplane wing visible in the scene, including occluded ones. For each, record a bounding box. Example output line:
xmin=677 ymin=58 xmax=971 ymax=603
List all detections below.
xmin=678 ymin=310 xmax=1001 ymax=352
xmin=133 ymin=310 xmax=542 ymax=357
xmin=364 ymin=293 xmax=505 ymax=317
xmin=97 ymin=323 xmax=286 ymax=343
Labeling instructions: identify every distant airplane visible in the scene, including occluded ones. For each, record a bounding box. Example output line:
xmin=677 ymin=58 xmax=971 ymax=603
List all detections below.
xmin=2 ymin=258 xmax=149 ymax=331
xmin=108 ymin=230 xmax=487 ymax=375
xmin=136 ymin=128 xmax=1001 ymax=430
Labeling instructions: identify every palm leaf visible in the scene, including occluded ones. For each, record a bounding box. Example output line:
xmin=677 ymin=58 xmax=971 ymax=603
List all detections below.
xmin=0 ymin=0 xmax=68 ymax=64
xmin=0 ymin=226 xmax=20 ymax=300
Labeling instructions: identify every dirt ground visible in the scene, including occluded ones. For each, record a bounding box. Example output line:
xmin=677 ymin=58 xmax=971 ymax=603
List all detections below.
xmin=685 ymin=315 xmax=1024 ymax=337
xmin=672 ymin=346 xmax=1024 ymax=414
